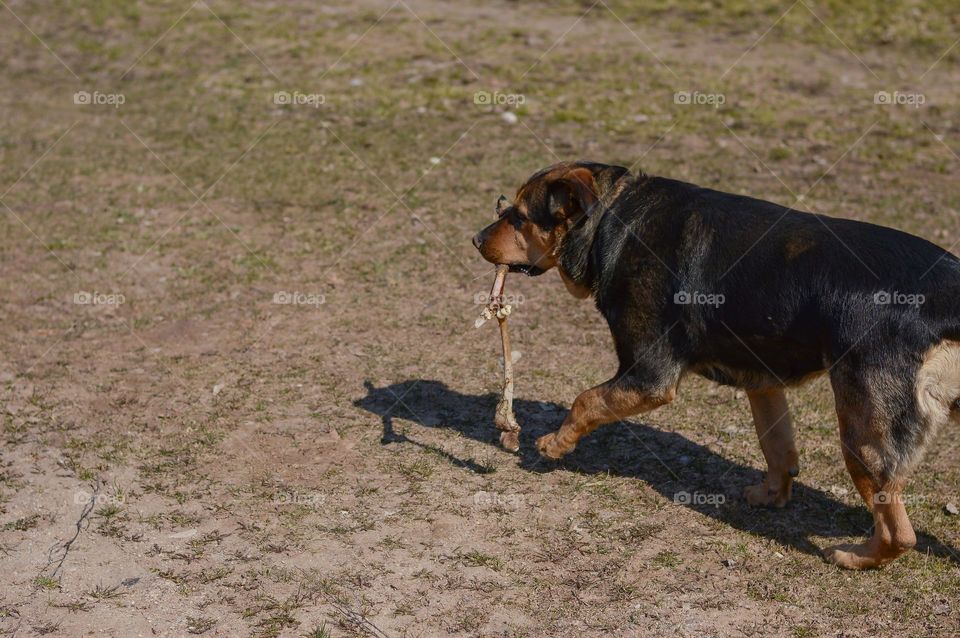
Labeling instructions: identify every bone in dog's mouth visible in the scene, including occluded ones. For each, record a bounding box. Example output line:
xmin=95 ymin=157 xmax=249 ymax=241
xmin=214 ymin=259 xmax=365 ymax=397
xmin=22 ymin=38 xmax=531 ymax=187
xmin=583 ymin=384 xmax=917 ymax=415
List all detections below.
xmin=476 ymin=264 xmax=522 ymax=451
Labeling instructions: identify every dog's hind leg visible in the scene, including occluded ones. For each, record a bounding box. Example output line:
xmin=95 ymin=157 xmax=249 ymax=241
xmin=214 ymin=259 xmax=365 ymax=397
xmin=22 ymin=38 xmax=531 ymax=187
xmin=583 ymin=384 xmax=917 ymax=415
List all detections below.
xmin=821 ymin=368 xmax=917 ymax=569
xmin=744 ymin=388 xmax=799 ymax=508
xmin=535 ymin=379 xmax=677 ymax=460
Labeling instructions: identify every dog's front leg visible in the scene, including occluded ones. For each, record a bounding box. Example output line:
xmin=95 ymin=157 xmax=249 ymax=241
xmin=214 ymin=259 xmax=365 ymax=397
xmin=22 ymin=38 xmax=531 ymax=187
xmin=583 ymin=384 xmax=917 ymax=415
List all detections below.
xmin=536 ymin=380 xmax=676 ymax=460
xmin=744 ymin=388 xmax=799 ymax=507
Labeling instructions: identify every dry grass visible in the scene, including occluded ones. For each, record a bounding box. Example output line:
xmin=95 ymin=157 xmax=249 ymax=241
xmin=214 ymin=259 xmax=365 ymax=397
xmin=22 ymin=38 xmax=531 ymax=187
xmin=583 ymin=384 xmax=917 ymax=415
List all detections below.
xmin=1 ymin=0 xmax=959 ymax=636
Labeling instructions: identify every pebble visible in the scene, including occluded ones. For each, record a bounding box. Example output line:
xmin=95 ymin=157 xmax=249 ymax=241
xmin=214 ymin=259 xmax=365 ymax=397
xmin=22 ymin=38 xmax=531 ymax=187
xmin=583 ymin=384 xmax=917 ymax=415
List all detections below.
xmin=945 ymin=502 xmax=958 ymax=515
xmin=501 ymin=111 xmax=518 ymax=124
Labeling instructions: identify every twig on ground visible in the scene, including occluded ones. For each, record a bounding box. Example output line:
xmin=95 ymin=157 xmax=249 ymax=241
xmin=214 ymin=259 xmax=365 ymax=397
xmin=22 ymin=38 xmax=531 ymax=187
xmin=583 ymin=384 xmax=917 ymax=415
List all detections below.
xmin=41 ymin=481 xmax=101 ymax=584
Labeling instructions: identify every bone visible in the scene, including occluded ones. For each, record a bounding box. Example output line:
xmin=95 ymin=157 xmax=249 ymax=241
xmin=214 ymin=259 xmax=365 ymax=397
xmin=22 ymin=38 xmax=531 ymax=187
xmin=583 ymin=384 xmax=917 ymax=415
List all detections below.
xmin=478 ymin=264 xmax=521 ymax=452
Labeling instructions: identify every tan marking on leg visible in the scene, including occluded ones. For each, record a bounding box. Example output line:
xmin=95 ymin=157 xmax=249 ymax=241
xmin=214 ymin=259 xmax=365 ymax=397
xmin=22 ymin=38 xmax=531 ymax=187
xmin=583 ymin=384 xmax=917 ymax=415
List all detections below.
xmin=536 ymin=382 xmax=677 ymax=460
xmin=744 ymin=388 xmax=799 ymax=508
xmin=823 ymin=477 xmax=916 ymax=570
xmin=822 ymin=401 xmax=916 ymax=569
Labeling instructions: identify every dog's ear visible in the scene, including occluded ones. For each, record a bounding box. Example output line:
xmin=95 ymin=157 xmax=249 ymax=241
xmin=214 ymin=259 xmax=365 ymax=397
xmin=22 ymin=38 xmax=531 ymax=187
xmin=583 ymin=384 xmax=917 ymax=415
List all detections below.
xmin=548 ymin=167 xmax=599 ymax=223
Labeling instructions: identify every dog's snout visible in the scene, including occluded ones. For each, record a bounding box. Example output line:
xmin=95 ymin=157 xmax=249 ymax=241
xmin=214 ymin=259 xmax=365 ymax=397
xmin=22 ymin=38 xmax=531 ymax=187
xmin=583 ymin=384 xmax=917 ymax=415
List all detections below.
xmin=472 ymin=233 xmax=483 ymax=250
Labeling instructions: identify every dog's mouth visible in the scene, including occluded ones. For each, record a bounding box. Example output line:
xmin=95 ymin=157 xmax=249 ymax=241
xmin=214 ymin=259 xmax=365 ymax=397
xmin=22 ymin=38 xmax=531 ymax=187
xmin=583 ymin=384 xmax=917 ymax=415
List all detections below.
xmin=508 ymin=264 xmax=546 ymax=277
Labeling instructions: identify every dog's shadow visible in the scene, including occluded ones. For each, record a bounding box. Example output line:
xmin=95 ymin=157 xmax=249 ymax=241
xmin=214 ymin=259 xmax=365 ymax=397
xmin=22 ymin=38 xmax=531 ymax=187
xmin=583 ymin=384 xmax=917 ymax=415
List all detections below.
xmin=355 ymin=379 xmax=958 ymax=563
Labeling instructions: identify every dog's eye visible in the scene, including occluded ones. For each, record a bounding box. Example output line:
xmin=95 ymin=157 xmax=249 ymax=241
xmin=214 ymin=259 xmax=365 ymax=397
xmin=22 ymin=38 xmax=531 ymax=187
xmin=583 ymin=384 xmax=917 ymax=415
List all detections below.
xmin=498 ymin=207 xmax=524 ymax=223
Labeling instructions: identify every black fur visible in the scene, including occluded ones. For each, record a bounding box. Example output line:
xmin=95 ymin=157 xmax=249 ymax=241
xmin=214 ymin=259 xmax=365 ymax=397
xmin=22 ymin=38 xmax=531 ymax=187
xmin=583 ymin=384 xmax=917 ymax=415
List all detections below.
xmin=555 ymin=165 xmax=960 ymax=478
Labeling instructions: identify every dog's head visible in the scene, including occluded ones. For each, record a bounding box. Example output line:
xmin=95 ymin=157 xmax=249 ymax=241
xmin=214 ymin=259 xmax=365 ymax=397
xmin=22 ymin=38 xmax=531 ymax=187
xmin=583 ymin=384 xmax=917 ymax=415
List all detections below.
xmin=472 ymin=161 xmax=629 ymax=280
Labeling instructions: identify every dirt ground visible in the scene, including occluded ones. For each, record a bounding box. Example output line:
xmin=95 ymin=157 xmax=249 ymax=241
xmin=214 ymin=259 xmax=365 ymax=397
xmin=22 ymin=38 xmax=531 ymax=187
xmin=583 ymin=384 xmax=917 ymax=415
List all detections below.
xmin=2 ymin=0 xmax=960 ymax=636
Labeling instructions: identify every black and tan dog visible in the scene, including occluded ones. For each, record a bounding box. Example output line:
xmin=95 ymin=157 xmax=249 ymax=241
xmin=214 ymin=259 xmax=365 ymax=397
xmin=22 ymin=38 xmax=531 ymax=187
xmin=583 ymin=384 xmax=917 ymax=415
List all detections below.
xmin=473 ymin=160 xmax=960 ymax=569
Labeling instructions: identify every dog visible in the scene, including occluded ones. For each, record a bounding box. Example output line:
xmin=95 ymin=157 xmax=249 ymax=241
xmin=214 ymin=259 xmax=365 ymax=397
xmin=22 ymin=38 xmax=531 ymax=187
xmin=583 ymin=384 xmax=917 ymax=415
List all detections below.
xmin=472 ymin=160 xmax=960 ymax=569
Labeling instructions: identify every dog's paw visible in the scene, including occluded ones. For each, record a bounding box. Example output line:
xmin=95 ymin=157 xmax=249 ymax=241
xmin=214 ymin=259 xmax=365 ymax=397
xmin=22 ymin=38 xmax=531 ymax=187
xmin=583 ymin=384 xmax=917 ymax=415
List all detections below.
xmin=744 ymin=482 xmax=790 ymax=508
xmin=535 ymin=433 xmax=572 ymax=460
xmin=821 ymin=543 xmax=881 ymax=570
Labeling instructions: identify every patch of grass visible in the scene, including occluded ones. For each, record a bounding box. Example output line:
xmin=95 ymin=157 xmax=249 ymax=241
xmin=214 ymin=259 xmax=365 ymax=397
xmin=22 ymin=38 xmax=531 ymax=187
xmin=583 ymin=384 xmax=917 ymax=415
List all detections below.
xmin=256 ymin=610 xmax=298 ymax=637
xmin=85 ymin=583 xmax=123 ymax=601
xmin=95 ymin=503 xmax=123 ymax=519
xmin=458 ymin=550 xmax=504 ymax=571
xmin=397 ymin=459 xmax=433 ymax=481
xmin=186 ymin=616 xmax=217 ymax=634
xmin=53 ymin=600 xmax=93 ymax=613
xmin=31 ymin=620 xmax=62 ymax=635
xmin=302 ymin=624 xmax=331 ymax=638
xmin=3 ymin=514 xmax=40 ymax=531
xmin=651 ymin=551 xmax=682 ymax=568
xmin=33 ymin=576 xmax=60 ymax=591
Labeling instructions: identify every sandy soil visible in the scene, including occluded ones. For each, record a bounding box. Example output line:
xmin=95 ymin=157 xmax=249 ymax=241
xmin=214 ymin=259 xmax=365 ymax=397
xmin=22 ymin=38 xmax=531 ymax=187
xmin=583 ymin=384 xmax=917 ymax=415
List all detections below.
xmin=1 ymin=0 xmax=959 ymax=636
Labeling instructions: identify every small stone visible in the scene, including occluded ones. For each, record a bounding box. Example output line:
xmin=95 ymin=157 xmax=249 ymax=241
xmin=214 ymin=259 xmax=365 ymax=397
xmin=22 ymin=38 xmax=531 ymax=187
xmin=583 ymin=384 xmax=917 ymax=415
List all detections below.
xmin=722 ymin=558 xmax=736 ymax=568
xmin=945 ymin=502 xmax=959 ymax=515
xmin=501 ymin=111 xmax=518 ymax=125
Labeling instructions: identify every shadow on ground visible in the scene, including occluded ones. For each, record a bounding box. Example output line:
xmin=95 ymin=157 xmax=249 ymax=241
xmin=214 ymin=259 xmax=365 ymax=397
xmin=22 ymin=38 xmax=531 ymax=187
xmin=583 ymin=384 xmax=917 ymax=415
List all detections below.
xmin=356 ymin=379 xmax=959 ymax=563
